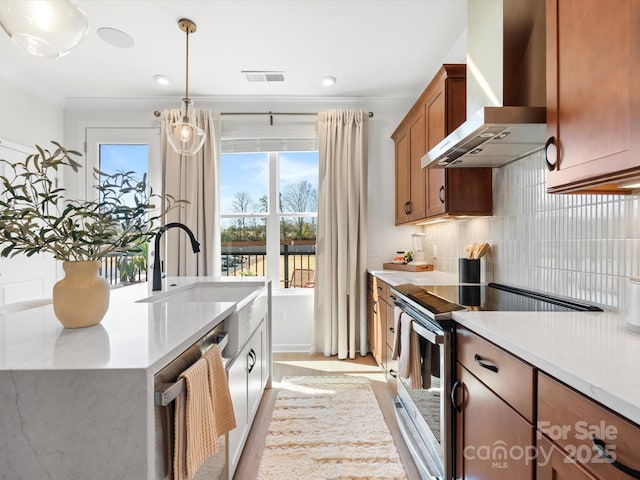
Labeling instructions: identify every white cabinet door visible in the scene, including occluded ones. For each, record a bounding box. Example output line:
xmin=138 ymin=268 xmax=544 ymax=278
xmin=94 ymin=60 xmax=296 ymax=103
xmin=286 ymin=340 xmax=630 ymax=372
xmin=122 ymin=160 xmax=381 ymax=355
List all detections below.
xmin=248 ymin=322 xmax=265 ymax=419
xmin=0 ymin=140 xmax=58 ymax=305
xmin=227 ymin=346 xmax=248 ymax=476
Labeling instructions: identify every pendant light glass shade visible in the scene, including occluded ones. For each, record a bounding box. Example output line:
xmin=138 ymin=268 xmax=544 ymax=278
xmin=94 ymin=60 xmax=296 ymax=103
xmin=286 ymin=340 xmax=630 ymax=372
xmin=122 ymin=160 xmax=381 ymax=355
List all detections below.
xmin=168 ymin=18 xmax=205 ymax=157
xmin=0 ymin=0 xmax=89 ymax=58
xmin=167 ymin=98 xmax=206 ymax=156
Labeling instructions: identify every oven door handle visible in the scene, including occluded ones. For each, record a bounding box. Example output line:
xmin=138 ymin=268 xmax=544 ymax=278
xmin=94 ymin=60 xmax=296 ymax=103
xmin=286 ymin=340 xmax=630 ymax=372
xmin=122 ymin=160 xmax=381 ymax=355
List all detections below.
xmin=411 ymin=321 xmax=444 ymax=344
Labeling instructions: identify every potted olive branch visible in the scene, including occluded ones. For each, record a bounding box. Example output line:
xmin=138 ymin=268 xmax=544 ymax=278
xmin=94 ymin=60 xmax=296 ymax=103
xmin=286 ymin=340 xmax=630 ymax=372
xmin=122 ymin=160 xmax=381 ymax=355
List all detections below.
xmin=0 ymin=141 xmax=184 ymax=328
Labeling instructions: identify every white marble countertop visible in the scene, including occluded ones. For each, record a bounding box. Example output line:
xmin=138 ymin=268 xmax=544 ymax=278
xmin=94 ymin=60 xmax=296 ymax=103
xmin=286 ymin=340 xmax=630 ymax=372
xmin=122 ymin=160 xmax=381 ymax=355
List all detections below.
xmin=0 ymin=276 xmax=268 ymax=372
xmin=368 ymin=269 xmax=459 ymax=286
xmin=369 ymin=269 xmax=640 ymax=425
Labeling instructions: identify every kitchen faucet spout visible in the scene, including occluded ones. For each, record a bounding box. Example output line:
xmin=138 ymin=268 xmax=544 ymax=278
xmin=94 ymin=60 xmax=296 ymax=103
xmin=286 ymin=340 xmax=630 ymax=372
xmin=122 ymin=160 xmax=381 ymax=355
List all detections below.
xmin=152 ymin=222 xmax=200 ymax=291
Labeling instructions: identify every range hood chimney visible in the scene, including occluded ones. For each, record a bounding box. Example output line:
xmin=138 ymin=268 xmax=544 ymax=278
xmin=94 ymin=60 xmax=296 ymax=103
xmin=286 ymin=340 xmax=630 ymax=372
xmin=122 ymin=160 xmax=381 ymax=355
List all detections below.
xmin=423 ymin=0 xmax=546 ymax=169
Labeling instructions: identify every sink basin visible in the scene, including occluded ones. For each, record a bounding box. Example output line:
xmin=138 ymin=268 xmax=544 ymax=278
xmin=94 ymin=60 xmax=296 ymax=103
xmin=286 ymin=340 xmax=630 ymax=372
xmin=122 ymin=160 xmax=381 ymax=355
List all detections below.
xmin=137 ymin=282 xmax=264 ymax=304
xmin=138 ymin=280 xmax=270 ymax=358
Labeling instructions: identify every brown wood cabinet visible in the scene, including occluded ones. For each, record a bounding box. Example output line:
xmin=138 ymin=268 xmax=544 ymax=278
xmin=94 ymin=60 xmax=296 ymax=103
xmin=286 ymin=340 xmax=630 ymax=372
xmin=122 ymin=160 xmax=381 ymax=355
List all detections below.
xmin=367 ymin=274 xmax=397 ymax=386
xmin=538 ymin=372 xmax=640 ymax=480
xmin=537 ymin=436 xmax=598 ymax=480
xmin=545 ymin=0 xmax=640 ymax=193
xmin=392 ymin=64 xmax=492 ymax=224
xmin=455 ymin=327 xmax=640 ymax=480
xmin=455 ymin=327 xmax=535 ymax=480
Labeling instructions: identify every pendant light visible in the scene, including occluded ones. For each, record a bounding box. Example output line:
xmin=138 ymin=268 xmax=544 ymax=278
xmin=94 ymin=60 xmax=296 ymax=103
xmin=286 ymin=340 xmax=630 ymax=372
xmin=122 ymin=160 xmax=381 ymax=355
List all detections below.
xmin=167 ymin=18 xmax=205 ymax=156
xmin=0 ymin=0 xmax=89 ymax=58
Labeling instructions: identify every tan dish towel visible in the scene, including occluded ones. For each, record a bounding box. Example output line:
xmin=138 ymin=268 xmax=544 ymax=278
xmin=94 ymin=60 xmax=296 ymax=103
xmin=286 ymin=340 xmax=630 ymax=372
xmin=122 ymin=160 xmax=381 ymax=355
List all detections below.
xmin=396 ymin=312 xmax=422 ymax=389
xmin=174 ymin=358 xmax=217 ymax=480
xmin=203 ymin=345 xmax=237 ymax=437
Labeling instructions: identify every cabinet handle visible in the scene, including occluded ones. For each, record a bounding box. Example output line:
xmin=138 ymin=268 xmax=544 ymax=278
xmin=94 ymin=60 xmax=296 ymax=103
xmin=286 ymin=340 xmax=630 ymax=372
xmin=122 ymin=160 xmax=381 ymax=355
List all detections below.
xmin=545 ymin=136 xmax=557 ymax=171
xmin=450 ymin=379 xmax=462 ymax=413
xmin=404 ymin=201 xmax=411 ymax=215
xmin=372 ymin=299 xmax=378 ymax=315
xmin=592 ymin=436 xmax=640 ymax=478
xmin=248 ymin=349 xmax=257 ymax=373
xmin=389 ymin=327 xmax=395 ymax=334
xmin=389 ymin=369 xmax=397 ymax=378
xmin=377 ymin=286 xmax=383 ymax=292
xmin=474 ymin=353 xmax=498 ymax=373
xmin=438 ymin=185 xmax=445 ymax=204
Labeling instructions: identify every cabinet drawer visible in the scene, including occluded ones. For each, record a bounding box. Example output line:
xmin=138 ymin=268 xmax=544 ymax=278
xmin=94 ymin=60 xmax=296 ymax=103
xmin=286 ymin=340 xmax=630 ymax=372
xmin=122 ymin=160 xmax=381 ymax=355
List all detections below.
xmin=374 ymin=278 xmax=389 ymax=302
xmin=538 ymin=373 xmax=640 ymax=480
xmin=536 ymin=436 xmax=597 ymax=480
xmin=457 ymin=327 xmax=535 ymax=422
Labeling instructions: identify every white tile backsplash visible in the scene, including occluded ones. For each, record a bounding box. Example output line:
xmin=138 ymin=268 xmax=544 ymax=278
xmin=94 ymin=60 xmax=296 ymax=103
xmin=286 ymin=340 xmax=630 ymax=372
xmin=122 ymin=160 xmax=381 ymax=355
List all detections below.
xmin=425 ymin=150 xmax=639 ymax=312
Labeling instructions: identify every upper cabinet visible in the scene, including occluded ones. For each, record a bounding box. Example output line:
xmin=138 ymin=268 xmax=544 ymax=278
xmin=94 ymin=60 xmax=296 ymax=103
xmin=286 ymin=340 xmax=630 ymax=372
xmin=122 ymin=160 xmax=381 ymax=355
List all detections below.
xmin=392 ymin=65 xmax=492 ymax=225
xmin=545 ymin=0 xmax=640 ymax=193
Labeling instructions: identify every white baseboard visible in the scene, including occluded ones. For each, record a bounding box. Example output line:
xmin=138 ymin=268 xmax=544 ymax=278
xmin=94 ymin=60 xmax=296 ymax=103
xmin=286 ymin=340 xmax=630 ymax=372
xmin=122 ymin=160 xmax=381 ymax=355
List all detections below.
xmin=272 ymin=344 xmax=311 ymax=353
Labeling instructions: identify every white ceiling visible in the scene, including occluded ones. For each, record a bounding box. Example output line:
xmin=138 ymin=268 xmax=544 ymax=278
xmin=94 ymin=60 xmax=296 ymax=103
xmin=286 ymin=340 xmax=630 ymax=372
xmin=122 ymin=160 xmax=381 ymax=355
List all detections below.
xmin=0 ymin=0 xmax=467 ymax=102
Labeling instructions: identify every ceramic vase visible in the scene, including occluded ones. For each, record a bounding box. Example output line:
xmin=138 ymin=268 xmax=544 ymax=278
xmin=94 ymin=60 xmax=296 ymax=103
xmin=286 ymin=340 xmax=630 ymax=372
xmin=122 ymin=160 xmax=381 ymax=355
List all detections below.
xmin=53 ymin=260 xmax=110 ymax=329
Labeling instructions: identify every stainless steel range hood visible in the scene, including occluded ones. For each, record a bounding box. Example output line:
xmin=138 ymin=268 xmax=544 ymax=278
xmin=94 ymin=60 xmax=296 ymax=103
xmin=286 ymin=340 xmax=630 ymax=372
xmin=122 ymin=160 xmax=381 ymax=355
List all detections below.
xmin=423 ymin=0 xmax=546 ymax=169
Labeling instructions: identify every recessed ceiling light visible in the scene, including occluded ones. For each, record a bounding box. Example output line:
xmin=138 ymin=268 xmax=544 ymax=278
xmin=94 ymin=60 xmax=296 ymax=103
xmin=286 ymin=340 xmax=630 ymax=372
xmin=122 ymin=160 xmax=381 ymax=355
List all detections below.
xmin=322 ymin=76 xmax=337 ymax=86
xmin=153 ymin=75 xmax=170 ymax=86
xmin=97 ymin=27 xmax=134 ymax=48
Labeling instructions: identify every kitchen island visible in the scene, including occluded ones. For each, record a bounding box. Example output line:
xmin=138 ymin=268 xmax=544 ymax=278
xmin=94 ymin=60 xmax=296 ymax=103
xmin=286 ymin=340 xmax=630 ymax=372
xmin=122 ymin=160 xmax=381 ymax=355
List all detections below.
xmin=0 ymin=277 xmax=271 ymax=480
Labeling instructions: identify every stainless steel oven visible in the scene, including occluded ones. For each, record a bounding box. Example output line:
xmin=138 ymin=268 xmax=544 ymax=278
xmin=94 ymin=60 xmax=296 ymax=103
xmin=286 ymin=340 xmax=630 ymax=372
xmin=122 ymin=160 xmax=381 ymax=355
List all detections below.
xmin=391 ymin=288 xmax=462 ymax=480
xmin=390 ymin=283 xmax=603 ymax=480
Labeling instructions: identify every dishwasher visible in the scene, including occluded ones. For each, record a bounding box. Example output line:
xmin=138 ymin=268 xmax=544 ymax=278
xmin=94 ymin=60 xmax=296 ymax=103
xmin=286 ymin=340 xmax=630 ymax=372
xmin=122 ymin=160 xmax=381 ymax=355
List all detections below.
xmin=154 ymin=323 xmax=230 ymax=480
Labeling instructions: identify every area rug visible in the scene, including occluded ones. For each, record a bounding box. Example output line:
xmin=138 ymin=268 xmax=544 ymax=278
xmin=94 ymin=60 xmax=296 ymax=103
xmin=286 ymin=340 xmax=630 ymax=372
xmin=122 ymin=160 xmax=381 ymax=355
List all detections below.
xmin=256 ymin=376 xmax=407 ymax=480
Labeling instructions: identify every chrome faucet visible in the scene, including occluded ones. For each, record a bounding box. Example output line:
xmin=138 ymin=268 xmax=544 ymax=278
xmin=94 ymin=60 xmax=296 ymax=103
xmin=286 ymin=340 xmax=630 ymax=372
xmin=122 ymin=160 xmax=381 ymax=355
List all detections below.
xmin=152 ymin=222 xmax=201 ymax=291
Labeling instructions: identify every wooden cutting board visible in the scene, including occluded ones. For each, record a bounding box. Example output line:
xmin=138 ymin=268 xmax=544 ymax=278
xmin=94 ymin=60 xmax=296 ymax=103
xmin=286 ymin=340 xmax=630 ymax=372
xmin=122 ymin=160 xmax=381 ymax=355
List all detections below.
xmin=382 ymin=263 xmax=434 ymax=272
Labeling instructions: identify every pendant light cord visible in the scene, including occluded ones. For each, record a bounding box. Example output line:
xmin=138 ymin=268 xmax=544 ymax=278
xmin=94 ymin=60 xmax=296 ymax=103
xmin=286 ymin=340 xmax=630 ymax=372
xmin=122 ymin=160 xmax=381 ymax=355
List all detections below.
xmin=185 ymin=27 xmax=190 ymax=100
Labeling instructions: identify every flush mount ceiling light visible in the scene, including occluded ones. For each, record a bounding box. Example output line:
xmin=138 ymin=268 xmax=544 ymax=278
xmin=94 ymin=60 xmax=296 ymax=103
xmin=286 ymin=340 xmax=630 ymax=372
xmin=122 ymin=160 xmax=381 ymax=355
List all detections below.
xmin=0 ymin=0 xmax=89 ymax=58
xmin=167 ymin=18 xmax=205 ymax=156
xmin=322 ymin=76 xmax=337 ymax=86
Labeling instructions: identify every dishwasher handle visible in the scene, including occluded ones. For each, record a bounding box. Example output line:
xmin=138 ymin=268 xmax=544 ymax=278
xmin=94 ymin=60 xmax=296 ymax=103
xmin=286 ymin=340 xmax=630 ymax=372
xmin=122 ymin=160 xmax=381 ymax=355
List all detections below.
xmin=154 ymin=332 xmax=229 ymax=407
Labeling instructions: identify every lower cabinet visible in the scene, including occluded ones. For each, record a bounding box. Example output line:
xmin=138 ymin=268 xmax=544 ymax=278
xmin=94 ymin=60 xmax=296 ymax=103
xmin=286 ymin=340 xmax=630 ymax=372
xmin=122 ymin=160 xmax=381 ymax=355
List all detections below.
xmin=538 ymin=372 xmax=640 ymax=480
xmin=367 ymin=274 xmax=397 ymax=387
xmin=227 ymin=318 xmax=267 ymax=479
xmin=455 ymin=326 xmax=640 ymax=480
xmin=536 ymin=436 xmax=597 ymax=480
xmin=455 ymin=363 xmax=535 ymax=480
xmin=455 ymin=327 xmax=535 ymax=480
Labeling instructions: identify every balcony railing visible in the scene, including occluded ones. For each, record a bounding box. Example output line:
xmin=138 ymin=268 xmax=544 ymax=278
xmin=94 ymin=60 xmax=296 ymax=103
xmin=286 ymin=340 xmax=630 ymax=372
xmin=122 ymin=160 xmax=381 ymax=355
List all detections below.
xmin=221 ymin=243 xmax=315 ymax=288
xmin=99 ymin=253 xmax=148 ymax=287
xmin=99 ymin=245 xmax=315 ymax=289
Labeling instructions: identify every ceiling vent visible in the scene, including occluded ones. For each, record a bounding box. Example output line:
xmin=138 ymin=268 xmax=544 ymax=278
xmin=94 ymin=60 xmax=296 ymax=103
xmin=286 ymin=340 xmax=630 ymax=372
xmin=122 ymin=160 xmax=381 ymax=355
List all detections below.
xmin=242 ymin=71 xmax=286 ymax=82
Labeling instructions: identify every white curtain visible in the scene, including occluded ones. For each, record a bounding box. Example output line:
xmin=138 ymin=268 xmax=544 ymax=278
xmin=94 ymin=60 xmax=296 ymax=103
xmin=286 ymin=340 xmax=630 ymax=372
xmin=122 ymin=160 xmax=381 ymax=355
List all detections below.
xmin=160 ymin=108 xmax=220 ymax=276
xmin=312 ymin=109 xmax=368 ymax=359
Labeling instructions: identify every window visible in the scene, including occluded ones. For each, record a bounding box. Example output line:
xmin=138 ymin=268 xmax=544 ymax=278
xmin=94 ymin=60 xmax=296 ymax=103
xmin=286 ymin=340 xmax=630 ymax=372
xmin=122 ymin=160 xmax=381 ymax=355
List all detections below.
xmin=86 ymin=127 xmax=159 ymax=286
xmin=220 ymin=149 xmax=318 ymax=289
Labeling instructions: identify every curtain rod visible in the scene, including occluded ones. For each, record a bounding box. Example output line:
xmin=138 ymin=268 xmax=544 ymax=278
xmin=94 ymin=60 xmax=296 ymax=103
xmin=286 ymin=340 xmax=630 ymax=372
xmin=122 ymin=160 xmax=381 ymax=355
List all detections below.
xmin=153 ymin=110 xmax=374 ymax=125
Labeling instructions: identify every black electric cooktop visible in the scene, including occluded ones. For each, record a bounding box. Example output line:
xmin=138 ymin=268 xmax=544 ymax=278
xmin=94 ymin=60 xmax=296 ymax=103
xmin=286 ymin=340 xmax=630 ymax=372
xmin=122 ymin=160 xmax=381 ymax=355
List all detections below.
xmin=393 ymin=282 xmax=603 ymax=314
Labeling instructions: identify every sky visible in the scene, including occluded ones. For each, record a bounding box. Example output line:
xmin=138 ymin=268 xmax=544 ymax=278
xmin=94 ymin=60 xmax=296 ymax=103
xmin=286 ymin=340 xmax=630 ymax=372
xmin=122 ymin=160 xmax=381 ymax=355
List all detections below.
xmin=97 ymin=145 xmax=318 ymax=215
xmin=99 ymin=144 xmax=148 ymax=180
xmin=220 ymin=151 xmax=318 ymax=214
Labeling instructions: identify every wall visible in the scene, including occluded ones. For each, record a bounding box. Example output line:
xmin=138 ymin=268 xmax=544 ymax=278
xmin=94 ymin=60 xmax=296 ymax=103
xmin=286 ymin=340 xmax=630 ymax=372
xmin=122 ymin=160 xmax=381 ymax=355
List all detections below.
xmin=0 ymin=76 xmax=64 ymax=148
xmin=64 ymin=96 xmax=415 ymax=351
xmin=425 ymin=150 xmax=639 ymax=312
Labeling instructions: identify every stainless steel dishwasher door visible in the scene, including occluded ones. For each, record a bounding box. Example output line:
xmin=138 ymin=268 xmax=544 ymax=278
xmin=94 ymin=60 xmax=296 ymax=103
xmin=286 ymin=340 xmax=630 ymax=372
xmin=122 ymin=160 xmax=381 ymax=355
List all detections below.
xmin=154 ymin=324 xmax=230 ymax=480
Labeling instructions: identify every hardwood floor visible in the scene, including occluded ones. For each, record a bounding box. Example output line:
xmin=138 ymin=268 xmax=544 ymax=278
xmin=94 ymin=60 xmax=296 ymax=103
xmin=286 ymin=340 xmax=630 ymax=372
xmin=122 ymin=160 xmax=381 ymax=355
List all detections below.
xmin=233 ymin=352 xmax=421 ymax=480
